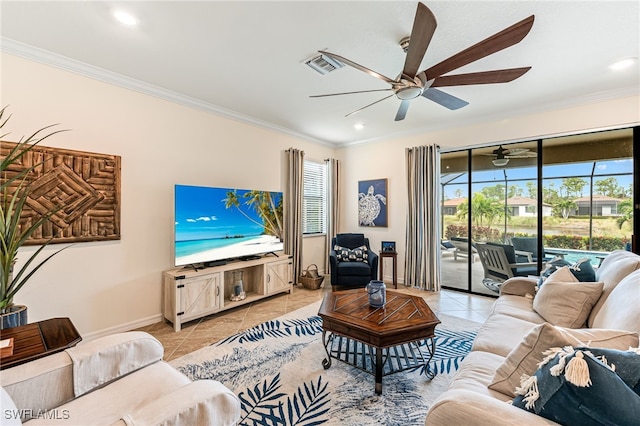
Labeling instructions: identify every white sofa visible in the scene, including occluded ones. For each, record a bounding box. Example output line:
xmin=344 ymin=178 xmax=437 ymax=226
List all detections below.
xmin=1 ymin=332 xmax=240 ymax=425
xmin=425 ymin=250 xmax=640 ymax=425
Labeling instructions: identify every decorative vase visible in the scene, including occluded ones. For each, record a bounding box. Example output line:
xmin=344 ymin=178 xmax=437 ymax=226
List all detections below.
xmin=0 ymin=305 xmax=28 ymax=329
xmin=230 ymin=271 xmax=246 ymax=301
xmin=366 ymin=280 xmax=386 ymax=308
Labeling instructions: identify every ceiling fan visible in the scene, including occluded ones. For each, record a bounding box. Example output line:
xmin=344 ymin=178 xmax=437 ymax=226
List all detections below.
xmin=311 ymin=2 xmax=534 ymax=121
xmin=486 ymin=145 xmax=537 ymax=166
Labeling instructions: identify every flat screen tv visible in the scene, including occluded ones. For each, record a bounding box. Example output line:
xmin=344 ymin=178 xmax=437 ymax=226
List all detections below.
xmin=174 ymin=184 xmax=284 ymax=266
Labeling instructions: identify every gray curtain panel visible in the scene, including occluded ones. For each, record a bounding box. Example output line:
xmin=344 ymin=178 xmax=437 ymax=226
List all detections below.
xmin=405 ymin=145 xmax=442 ymax=291
xmin=325 ymin=158 xmax=340 ymax=273
xmin=284 ymin=148 xmax=304 ymax=284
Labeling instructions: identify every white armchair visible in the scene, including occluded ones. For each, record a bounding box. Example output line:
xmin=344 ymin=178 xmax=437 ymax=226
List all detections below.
xmin=1 ymin=332 xmax=240 ymax=425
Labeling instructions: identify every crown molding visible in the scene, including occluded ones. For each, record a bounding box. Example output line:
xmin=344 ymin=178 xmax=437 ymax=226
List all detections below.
xmin=1 ymin=38 xmax=335 ymax=148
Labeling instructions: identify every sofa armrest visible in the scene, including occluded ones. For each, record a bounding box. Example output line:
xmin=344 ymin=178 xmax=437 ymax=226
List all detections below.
xmin=500 ymin=276 xmax=538 ymax=297
xmin=426 ymin=389 xmax=558 ymax=426
xmin=116 ymin=380 xmax=240 ymax=426
xmin=66 ymin=331 xmax=163 ymax=397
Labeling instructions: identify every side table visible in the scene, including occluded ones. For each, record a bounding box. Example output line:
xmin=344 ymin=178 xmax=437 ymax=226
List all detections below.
xmin=0 ymin=317 xmax=82 ymax=370
xmin=379 ymin=250 xmax=398 ymax=289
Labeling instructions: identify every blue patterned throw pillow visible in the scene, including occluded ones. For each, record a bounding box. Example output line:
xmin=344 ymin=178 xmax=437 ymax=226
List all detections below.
xmin=334 ymin=245 xmax=369 ymax=263
xmin=512 ymin=346 xmax=640 ymax=425
xmin=538 ymin=257 xmax=596 ymax=286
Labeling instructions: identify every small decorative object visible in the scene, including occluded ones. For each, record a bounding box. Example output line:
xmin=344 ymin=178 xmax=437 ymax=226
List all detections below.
xmin=300 ymin=264 xmax=324 ymax=290
xmin=366 ymin=280 xmax=386 ymax=308
xmin=0 ymin=338 xmax=14 ymax=358
xmin=358 ymin=178 xmax=387 ymax=227
xmin=381 ymin=241 xmax=396 ymax=252
xmin=230 ymin=271 xmax=246 ymax=301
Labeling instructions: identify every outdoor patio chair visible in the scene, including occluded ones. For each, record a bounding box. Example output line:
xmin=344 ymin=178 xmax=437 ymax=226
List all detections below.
xmin=476 ymin=243 xmax=539 ymax=293
xmin=510 ymin=236 xmax=568 ymax=263
xmin=449 ymin=237 xmax=478 ymax=263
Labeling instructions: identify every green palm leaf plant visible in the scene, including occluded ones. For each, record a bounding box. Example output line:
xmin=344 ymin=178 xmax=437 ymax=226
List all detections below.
xmin=0 ymin=106 xmax=68 ymax=314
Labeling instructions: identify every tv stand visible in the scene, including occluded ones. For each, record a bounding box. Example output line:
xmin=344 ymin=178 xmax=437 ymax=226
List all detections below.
xmin=163 ymin=252 xmax=293 ymax=331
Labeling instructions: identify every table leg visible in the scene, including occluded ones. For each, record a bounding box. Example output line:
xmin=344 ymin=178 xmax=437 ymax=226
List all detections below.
xmin=375 ymin=347 xmax=383 ymax=394
xmin=321 ymin=330 xmax=332 ymax=369
xmin=423 ymin=337 xmax=437 ymax=379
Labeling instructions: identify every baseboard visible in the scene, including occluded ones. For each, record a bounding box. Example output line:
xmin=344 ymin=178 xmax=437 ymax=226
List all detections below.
xmin=82 ymin=314 xmax=164 ymax=342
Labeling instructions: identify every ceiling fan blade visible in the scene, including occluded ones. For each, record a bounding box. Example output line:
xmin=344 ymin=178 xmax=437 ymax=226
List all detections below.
xmin=422 ymin=15 xmax=534 ymax=79
xmin=431 ymin=67 xmax=531 ymax=87
xmin=319 ymin=50 xmax=396 ymax=84
xmin=310 ymin=88 xmax=392 ymax=98
xmin=422 ymin=88 xmax=469 ymax=110
xmin=402 ymin=3 xmax=437 ymax=79
xmin=345 ymin=94 xmax=395 ymax=117
xmin=395 ymin=100 xmax=411 ymax=121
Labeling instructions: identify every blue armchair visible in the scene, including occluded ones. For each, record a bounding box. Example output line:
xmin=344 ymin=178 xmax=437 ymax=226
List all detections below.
xmin=329 ymin=233 xmax=378 ymax=289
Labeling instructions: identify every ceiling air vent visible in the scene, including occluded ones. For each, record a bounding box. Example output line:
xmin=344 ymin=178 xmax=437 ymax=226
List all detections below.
xmin=305 ymin=54 xmax=344 ymax=75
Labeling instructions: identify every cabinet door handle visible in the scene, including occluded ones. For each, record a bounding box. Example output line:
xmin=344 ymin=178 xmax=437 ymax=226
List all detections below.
xmin=267 ymin=274 xmax=271 ymax=283
xmin=216 ymin=286 xmax=220 ymax=296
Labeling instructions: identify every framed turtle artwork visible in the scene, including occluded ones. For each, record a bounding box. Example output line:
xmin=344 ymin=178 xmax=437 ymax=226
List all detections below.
xmin=358 ymin=178 xmax=387 ymax=227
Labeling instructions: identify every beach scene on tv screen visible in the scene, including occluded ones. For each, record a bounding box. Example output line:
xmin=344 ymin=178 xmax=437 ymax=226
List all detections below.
xmin=175 ymin=185 xmax=283 ymax=265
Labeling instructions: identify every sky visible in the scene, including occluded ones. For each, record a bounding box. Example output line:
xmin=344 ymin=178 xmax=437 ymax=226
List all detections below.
xmin=442 ymin=159 xmax=633 ymax=199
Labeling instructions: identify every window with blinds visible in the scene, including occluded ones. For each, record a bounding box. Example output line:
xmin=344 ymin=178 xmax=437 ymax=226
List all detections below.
xmin=303 ymin=160 xmax=327 ymax=234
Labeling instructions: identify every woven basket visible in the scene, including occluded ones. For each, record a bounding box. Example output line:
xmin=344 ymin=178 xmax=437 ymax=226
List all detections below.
xmin=299 ymin=264 xmax=324 ymax=289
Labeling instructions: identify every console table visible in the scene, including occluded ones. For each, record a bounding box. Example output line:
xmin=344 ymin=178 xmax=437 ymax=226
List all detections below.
xmin=0 ymin=317 xmax=82 ymax=370
xmin=379 ymin=250 xmax=398 ymax=289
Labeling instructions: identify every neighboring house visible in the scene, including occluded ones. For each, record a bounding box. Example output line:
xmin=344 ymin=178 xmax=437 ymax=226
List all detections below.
xmin=573 ymin=194 xmax=623 ymax=216
xmin=442 ymin=198 xmax=467 ymax=215
xmin=506 ymin=197 xmax=552 ymax=217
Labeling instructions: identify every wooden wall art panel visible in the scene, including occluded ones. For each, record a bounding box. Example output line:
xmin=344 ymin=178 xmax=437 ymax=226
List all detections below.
xmin=1 ymin=141 xmax=121 ymax=245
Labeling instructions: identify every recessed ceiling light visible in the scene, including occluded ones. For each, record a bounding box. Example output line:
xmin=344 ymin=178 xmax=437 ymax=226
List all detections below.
xmin=609 ymin=57 xmax=637 ymax=71
xmin=113 ymin=10 xmax=138 ymax=27
xmin=354 ymin=123 xmax=365 ymax=130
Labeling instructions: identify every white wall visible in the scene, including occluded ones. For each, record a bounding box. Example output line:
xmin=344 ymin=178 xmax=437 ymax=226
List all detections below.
xmin=337 ymin=95 xmax=639 ymax=284
xmin=1 ymin=53 xmax=335 ymax=337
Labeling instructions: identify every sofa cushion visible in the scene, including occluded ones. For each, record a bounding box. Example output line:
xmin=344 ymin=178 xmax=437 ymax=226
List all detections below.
xmin=24 ymin=362 xmax=191 ymax=425
xmin=336 ymin=260 xmax=372 ymax=276
xmin=334 ymin=244 xmax=369 ymax=263
xmin=446 ymin=351 xmax=512 ymax=401
xmin=537 ymin=256 xmax=571 ymax=285
xmin=590 ymin=250 xmax=640 ymax=326
xmin=489 ymin=295 xmax=545 ymax=324
xmin=590 ymin=269 xmax=640 ymax=333
xmin=532 ymin=281 xmax=603 ymax=328
xmin=488 ymin=322 xmax=639 ymax=397
xmin=66 ymin=332 xmax=164 ymax=397
xmin=512 ymin=347 xmax=640 ymax=425
xmin=472 ymin=314 xmax=542 ymax=357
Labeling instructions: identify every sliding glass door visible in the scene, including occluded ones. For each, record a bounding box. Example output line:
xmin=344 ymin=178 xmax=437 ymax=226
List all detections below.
xmin=440 ymin=126 xmax=636 ymax=295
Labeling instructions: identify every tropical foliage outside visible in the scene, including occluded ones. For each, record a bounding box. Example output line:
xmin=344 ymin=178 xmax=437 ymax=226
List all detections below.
xmin=444 ymin=175 xmax=633 ymax=252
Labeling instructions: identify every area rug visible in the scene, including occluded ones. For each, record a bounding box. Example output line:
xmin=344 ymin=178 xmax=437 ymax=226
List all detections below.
xmin=170 ymin=301 xmax=481 ymax=426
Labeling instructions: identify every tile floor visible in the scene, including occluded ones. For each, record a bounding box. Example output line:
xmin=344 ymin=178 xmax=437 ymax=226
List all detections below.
xmin=137 ymin=283 xmax=496 ymax=361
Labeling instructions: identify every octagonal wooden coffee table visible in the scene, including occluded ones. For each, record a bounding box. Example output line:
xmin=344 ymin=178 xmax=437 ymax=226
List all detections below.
xmin=318 ymin=288 xmax=440 ymax=394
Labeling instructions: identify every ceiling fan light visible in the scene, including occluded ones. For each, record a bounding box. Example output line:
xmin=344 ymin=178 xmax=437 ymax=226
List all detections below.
xmin=492 ymin=158 xmax=509 ymax=167
xmin=396 ymin=87 xmax=423 ymax=100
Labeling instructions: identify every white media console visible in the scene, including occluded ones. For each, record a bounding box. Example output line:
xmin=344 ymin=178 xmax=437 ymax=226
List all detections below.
xmin=162 ymin=253 xmax=293 ymax=331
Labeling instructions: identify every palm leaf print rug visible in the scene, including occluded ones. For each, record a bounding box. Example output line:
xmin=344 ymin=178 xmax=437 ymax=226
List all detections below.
xmin=170 ymin=301 xmax=480 ymax=426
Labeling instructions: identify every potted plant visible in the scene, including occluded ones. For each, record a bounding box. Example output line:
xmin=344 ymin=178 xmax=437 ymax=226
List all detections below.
xmin=0 ymin=106 xmax=67 ymax=328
